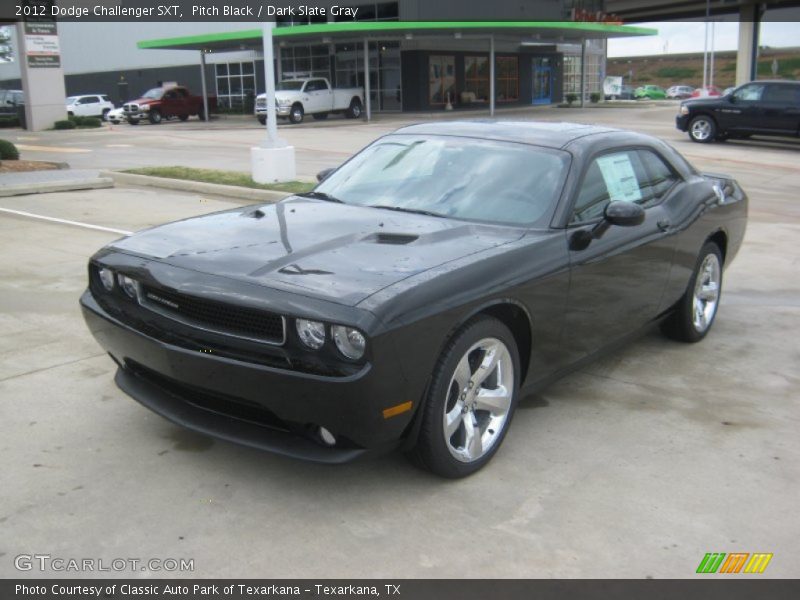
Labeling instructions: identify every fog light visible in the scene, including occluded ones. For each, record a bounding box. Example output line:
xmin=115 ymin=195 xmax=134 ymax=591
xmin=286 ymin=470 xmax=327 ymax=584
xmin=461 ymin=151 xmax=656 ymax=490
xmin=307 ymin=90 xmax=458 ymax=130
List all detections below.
xmin=98 ymin=267 xmax=115 ymax=291
xmin=117 ymin=274 xmax=138 ymax=299
xmin=296 ymin=319 xmax=325 ymax=349
xmin=318 ymin=426 xmax=336 ymax=446
xmin=332 ymin=325 xmax=366 ymax=360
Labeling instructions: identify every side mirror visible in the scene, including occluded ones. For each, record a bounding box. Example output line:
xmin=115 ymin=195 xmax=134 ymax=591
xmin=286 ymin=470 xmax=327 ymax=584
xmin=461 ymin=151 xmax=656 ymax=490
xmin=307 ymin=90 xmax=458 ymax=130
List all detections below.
xmin=604 ymin=200 xmax=645 ymax=227
xmin=728 ymin=94 xmax=737 ymax=103
xmin=316 ymin=167 xmax=336 ymax=182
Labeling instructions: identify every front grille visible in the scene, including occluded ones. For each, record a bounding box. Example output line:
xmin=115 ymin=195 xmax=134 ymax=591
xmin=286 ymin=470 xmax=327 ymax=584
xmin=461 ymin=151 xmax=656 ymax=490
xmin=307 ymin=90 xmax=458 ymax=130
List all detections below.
xmin=123 ymin=103 xmax=138 ymax=112
xmin=255 ymin=98 xmax=267 ymax=108
xmin=140 ymin=284 xmax=285 ymax=345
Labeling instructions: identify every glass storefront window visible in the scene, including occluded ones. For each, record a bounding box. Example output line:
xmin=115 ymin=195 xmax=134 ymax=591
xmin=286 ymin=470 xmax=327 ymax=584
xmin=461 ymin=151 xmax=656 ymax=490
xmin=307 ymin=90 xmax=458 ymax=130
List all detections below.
xmin=496 ymin=57 xmax=519 ymax=102
xmin=464 ymin=56 xmax=489 ymax=104
xmin=429 ymin=55 xmax=455 ymax=106
xmin=333 ymin=41 xmax=402 ymax=111
xmin=215 ymin=61 xmax=256 ymax=110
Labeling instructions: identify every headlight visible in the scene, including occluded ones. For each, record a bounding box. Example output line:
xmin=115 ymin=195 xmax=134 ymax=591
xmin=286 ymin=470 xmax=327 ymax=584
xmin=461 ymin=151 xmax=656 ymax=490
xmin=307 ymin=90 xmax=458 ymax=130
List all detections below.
xmin=296 ymin=319 xmax=325 ymax=350
xmin=332 ymin=325 xmax=366 ymax=360
xmin=117 ymin=274 xmax=138 ymax=299
xmin=680 ymin=105 xmax=689 ymax=115
xmin=141 ymin=104 xmax=150 ymax=111
xmin=277 ymin=100 xmax=292 ymax=107
xmin=98 ymin=267 xmax=115 ymax=291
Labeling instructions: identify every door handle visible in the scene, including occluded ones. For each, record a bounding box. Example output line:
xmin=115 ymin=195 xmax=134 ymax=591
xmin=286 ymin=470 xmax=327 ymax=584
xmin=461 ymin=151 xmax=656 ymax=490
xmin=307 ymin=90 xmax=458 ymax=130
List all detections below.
xmin=657 ymin=219 xmax=671 ymax=232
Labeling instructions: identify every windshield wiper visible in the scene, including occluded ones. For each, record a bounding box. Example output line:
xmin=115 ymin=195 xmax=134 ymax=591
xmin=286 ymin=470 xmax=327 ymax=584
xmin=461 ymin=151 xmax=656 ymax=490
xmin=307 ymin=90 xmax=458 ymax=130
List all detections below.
xmin=368 ymin=205 xmax=446 ymax=218
xmin=298 ymin=191 xmax=345 ymax=203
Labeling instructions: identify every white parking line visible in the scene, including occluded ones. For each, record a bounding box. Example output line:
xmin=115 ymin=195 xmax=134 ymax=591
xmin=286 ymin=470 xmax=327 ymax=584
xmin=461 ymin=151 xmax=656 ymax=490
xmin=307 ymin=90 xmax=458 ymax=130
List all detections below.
xmin=0 ymin=207 xmax=132 ymax=235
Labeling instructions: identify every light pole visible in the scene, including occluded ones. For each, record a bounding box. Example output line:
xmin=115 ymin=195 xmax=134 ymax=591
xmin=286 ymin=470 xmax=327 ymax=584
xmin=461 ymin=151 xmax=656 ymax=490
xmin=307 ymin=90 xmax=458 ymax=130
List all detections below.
xmin=251 ymin=22 xmax=296 ymax=183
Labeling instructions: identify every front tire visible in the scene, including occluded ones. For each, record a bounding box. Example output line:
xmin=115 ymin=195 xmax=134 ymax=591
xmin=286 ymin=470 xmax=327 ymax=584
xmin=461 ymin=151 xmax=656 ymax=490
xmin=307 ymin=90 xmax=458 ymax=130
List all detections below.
xmin=101 ymin=108 xmax=110 ymax=121
xmin=407 ymin=317 xmax=520 ymax=478
xmin=689 ymin=115 xmax=716 ymax=143
xmin=288 ymin=103 xmax=304 ymax=124
xmin=148 ymin=109 xmax=162 ymax=124
xmin=661 ymin=242 xmax=723 ymax=343
xmin=257 ymin=115 xmax=266 ymax=125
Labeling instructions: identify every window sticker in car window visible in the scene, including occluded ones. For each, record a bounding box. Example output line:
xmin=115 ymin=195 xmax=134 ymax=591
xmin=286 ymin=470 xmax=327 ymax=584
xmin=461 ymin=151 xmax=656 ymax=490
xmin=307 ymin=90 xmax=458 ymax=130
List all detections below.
xmin=596 ymin=154 xmax=642 ymax=203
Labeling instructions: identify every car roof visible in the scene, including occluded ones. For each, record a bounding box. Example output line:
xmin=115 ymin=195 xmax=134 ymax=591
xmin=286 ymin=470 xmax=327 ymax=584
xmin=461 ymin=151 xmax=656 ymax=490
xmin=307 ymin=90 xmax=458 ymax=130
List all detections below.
xmin=393 ymin=120 xmax=631 ymax=150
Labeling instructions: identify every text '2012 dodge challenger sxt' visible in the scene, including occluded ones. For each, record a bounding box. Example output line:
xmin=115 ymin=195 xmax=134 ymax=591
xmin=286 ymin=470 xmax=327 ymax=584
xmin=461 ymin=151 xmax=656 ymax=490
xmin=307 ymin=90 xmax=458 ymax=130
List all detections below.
xmin=81 ymin=121 xmax=747 ymax=478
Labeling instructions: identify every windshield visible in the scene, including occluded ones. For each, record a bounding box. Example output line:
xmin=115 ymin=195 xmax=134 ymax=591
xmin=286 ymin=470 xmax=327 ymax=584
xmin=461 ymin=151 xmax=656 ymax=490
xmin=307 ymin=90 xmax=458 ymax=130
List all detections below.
xmin=141 ymin=88 xmax=163 ymax=100
xmin=315 ymin=134 xmax=569 ymax=226
xmin=277 ymin=81 xmax=304 ymax=91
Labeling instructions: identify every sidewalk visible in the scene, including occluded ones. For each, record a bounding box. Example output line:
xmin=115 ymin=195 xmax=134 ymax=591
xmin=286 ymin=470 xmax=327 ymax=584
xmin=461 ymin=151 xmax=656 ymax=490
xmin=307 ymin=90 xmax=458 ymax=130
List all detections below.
xmin=0 ymin=168 xmax=113 ymax=197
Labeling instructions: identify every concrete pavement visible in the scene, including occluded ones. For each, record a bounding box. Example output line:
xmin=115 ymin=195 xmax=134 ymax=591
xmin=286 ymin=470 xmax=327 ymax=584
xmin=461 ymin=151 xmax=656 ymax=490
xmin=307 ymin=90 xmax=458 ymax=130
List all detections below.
xmin=0 ymin=105 xmax=798 ymax=579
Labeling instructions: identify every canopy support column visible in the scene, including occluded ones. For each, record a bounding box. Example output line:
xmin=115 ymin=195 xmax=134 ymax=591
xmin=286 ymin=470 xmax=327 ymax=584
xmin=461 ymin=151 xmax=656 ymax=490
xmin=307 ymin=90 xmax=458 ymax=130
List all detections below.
xmin=363 ymin=38 xmax=371 ymax=122
xmin=199 ymin=50 xmax=209 ymax=122
xmin=580 ymin=38 xmax=586 ymax=108
xmin=489 ymin=35 xmax=495 ymax=117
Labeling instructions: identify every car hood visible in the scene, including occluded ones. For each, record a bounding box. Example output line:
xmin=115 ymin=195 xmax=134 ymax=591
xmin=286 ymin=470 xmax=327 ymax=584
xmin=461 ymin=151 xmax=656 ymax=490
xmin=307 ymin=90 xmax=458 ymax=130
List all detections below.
xmin=685 ymin=96 xmax=722 ymax=105
xmin=127 ymin=97 xmax=157 ymax=105
xmin=109 ymin=197 xmax=524 ymax=306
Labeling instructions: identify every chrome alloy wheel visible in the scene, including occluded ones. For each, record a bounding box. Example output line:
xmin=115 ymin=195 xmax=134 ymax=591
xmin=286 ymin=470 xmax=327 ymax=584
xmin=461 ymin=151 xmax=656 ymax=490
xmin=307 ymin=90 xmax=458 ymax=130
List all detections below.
xmin=691 ymin=118 xmax=712 ymax=141
xmin=692 ymin=253 xmax=721 ymax=333
xmin=443 ymin=337 xmax=514 ymax=463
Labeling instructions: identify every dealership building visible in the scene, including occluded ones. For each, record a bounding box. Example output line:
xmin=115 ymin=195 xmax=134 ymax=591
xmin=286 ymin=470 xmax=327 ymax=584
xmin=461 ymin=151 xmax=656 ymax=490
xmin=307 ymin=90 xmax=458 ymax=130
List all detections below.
xmin=0 ymin=1 xmax=656 ymax=120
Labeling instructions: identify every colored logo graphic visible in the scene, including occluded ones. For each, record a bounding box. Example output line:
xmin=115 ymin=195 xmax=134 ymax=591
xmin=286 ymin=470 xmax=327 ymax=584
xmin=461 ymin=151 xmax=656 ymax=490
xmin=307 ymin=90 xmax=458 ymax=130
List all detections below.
xmin=696 ymin=553 xmax=773 ymax=574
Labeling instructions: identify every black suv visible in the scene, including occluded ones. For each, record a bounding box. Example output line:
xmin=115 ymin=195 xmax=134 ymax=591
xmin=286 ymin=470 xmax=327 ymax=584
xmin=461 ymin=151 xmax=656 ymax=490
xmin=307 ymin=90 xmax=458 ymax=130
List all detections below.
xmin=676 ymin=80 xmax=800 ymax=143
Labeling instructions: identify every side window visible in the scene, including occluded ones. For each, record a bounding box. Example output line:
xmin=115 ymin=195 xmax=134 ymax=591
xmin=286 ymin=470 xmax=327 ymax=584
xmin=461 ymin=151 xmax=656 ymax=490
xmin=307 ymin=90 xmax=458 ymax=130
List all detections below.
xmin=571 ymin=151 xmax=653 ymax=224
xmin=763 ymin=84 xmax=798 ymax=104
xmin=733 ymin=83 xmax=764 ymax=102
xmin=101 ymin=95 xmax=110 ymax=102
xmin=637 ymin=150 xmax=679 ymax=201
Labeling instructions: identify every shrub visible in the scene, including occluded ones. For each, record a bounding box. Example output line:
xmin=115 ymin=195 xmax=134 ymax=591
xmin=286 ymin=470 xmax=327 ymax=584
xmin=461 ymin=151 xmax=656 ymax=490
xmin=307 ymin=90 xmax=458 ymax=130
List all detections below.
xmin=54 ymin=120 xmax=77 ymax=130
xmin=565 ymin=93 xmax=577 ymax=105
xmin=0 ymin=138 xmax=19 ymax=160
xmin=656 ymin=67 xmax=696 ymax=79
xmin=79 ymin=117 xmax=102 ymax=128
xmin=0 ymin=116 xmax=20 ymax=128
xmin=590 ymin=92 xmax=601 ymax=103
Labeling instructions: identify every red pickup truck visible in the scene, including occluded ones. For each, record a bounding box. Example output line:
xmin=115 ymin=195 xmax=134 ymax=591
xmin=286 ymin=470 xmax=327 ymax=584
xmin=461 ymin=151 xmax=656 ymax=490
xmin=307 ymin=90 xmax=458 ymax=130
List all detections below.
xmin=122 ymin=85 xmax=216 ymax=124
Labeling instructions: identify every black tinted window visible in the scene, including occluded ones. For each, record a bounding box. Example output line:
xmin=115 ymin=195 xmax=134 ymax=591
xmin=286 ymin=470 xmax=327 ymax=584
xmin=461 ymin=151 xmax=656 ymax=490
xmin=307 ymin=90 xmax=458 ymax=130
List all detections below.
xmin=572 ymin=151 xmax=652 ymax=223
xmin=733 ymin=84 xmax=765 ymax=102
xmin=763 ymin=84 xmax=799 ymax=104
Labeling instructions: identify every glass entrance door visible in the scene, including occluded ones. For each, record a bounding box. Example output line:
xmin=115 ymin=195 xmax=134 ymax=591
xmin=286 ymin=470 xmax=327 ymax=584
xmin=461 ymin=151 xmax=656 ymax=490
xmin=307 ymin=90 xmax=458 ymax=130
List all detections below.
xmin=532 ymin=57 xmax=552 ymax=105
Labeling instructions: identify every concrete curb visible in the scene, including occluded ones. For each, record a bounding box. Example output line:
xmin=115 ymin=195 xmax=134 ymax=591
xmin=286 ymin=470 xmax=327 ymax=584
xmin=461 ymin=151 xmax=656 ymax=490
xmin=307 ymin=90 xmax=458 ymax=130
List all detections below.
xmin=104 ymin=171 xmax=291 ymax=203
xmin=0 ymin=177 xmax=114 ymax=197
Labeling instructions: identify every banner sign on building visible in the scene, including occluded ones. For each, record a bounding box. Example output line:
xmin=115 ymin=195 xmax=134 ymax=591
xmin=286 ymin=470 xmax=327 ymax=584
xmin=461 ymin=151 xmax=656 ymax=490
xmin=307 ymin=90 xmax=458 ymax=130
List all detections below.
xmin=23 ymin=20 xmax=60 ymax=67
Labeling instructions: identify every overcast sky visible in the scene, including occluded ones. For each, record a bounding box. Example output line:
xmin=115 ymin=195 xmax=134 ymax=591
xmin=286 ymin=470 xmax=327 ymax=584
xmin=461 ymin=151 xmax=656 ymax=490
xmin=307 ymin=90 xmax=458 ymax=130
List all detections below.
xmin=608 ymin=21 xmax=800 ymax=57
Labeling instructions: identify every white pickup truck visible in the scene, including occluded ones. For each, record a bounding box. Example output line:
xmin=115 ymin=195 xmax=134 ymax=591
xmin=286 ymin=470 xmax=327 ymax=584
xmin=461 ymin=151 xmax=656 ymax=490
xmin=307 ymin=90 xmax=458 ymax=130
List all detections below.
xmin=255 ymin=78 xmax=364 ymax=124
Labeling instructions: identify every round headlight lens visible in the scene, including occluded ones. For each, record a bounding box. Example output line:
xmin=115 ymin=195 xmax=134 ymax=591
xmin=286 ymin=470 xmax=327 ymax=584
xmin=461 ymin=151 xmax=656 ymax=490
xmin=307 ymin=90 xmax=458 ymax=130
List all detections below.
xmin=296 ymin=319 xmax=325 ymax=350
xmin=332 ymin=325 xmax=366 ymax=360
xmin=117 ymin=274 xmax=138 ymax=299
xmin=680 ymin=104 xmax=689 ymax=115
xmin=98 ymin=267 xmax=115 ymax=291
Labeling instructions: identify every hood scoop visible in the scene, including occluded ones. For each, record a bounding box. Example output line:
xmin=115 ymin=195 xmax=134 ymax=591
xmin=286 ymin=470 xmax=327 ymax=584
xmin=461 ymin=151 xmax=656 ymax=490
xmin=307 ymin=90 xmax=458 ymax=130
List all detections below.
xmin=367 ymin=232 xmax=418 ymax=245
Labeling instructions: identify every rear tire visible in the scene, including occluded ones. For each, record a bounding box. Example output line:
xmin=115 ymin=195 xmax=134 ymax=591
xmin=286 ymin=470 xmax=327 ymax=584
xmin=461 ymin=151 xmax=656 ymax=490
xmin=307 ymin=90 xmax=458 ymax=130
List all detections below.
xmin=148 ymin=109 xmax=162 ymax=124
xmin=689 ymin=115 xmax=716 ymax=143
xmin=661 ymin=242 xmax=723 ymax=343
xmin=346 ymin=98 xmax=362 ymax=119
xmin=406 ymin=316 xmax=520 ymax=478
xmin=288 ymin=103 xmax=304 ymax=124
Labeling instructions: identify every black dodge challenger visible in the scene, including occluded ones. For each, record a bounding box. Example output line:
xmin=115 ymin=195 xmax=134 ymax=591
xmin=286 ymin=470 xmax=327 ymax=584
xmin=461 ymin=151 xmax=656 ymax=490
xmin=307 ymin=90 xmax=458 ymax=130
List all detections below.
xmin=81 ymin=121 xmax=748 ymax=478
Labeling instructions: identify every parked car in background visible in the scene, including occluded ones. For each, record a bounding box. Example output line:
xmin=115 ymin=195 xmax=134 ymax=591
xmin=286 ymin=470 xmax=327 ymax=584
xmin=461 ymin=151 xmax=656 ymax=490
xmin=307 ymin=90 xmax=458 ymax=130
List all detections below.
xmin=667 ymin=85 xmax=694 ymax=99
xmin=634 ymin=85 xmax=667 ymax=100
xmin=605 ymin=85 xmax=634 ymax=100
xmin=66 ymin=94 xmax=115 ymax=120
xmin=122 ymin=84 xmax=216 ymax=125
xmin=0 ymin=89 xmax=24 ymax=116
xmin=677 ymin=80 xmax=800 ymax=143
xmin=81 ymin=121 xmax=747 ymax=478
xmin=255 ymin=78 xmax=364 ymax=124
xmin=691 ymin=86 xmax=722 ymax=98
xmin=106 ymin=107 xmax=124 ymax=124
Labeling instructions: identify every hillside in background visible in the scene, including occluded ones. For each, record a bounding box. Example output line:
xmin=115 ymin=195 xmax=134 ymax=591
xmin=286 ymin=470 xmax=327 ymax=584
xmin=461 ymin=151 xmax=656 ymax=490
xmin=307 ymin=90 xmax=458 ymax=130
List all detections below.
xmin=607 ymin=46 xmax=800 ymax=88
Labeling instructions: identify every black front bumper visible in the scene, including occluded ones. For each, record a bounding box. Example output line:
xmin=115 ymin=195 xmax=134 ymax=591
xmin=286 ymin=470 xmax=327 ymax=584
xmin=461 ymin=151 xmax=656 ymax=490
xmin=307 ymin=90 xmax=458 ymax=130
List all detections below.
xmin=80 ymin=291 xmax=414 ymax=463
xmin=676 ymin=114 xmax=690 ymax=131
